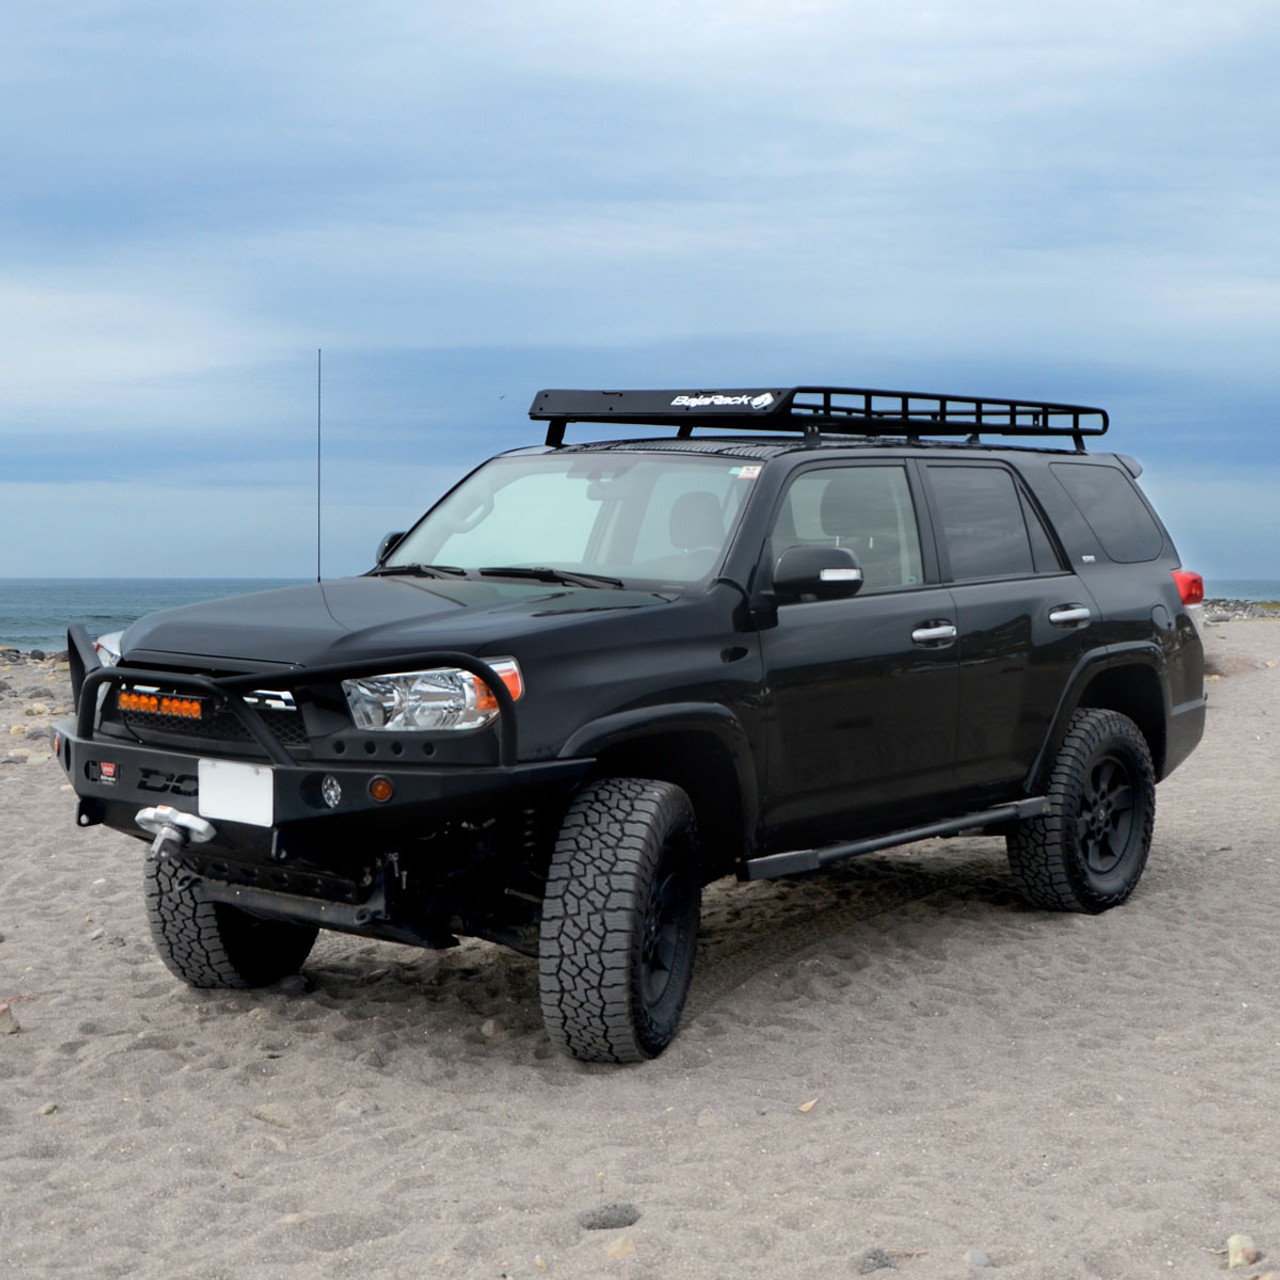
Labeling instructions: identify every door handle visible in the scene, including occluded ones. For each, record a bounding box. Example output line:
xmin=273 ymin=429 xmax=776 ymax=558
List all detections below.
xmin=1048 ymin=605 xmax=1092 ymax=626
xmin=911 ymin=622 xmax=958 ymax=645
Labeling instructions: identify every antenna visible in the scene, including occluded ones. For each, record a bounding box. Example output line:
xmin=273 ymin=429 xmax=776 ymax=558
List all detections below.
xmin=316 ymin=348 xmax=322 ymax=583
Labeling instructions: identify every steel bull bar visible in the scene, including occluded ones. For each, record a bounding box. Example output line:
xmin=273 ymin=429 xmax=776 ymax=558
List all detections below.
xmin=66 ymin=623 xmax=521 ymax=767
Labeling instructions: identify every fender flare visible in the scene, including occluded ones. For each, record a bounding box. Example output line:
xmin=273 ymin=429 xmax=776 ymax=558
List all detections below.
xmin=560 ymin=701 xmax=760 ymax=851
xmin=1023 ymin=641 xmax=1166 ymax=789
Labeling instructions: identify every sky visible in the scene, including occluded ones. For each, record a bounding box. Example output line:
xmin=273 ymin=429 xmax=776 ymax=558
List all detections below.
xmin=0 ymin=1 xmax=1276 ymax=582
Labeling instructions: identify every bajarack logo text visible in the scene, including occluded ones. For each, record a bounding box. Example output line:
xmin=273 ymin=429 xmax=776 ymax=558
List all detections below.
xmin=670 ymin=392 xmax=775 ymax=411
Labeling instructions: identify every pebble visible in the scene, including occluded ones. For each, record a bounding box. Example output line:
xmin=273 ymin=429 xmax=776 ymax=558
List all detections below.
xmin=7 ymin=749 xmax=29 ymax=762
xmin=7 ymin=724 xmax=24 ymax=735
xmin=965 ymin=1249 xmax=994 ymax=1267
xmin=37 ymin=1102 xmax=57 ymax=1116
xmin=858 ymin=1246 xmax=896 ymax=1273
xmin=1227 ymin=1234 xmax=1259 ymax=1268
xmin=89 ymin=928 xmax=105 ymax=941
xmin=29 ymin=649 xmax=45 ymax=661
xmin=356 ymin=1049 xmax=386 ymax=1069
xmin=0 ymin=1001 xmax=19 ymax=1034
xmin=480 ymin=1018 xmax=501 ymax=1038
xmin=252 ymin=1103 xmax=298 ymax=1130
xmin=274 ymin=974 xmax=307 ymax=996
xmin=605 ymin=1237 xmax=636 ymax=1260
xmin=578 ymin=1202 xmax=641 ymax=1230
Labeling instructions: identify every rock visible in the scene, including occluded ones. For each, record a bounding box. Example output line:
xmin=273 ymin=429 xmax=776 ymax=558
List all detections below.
xmin=274 ymin=974 xmax=307 ymax=995
xmin=89 ymin=928 xmax=105 ymax=941
xmin=1227 ymin=1234 xmax=1259 ymax=1268
xmin=25 ymin=703 xmax=48 ymax=716
xmin=356 ymin=1049 xmax=386 ymax=1069
xmin=966 ymin=1249 xmax=995 ymax=1267
xmin=29 ymin=649 xmax=45 ymax=661
xmin=605 ymin=1237 xmax=635 ymax=1260
xmin=252 ymin=1103 xmax=298 ymax=1129
xmin=0 ymin=1001 xmax=19 ymax=1034
xmin=25 ymin=727 xmax=46 ymax=740
xmin=7 ymin=749 xmax=29 ymax=762
xmin=37 ymin=1102 xmax=57 ymax=1116
xmin=578 ymin=1202 xmax=641 ymax=1230
xmin=859 ymin=1246 xmax=897 ymax=1273
xmin=7 ymin=724 xmax=24 ymax=735
xmin=480 ymin=1018 xmax=501 ymax=1037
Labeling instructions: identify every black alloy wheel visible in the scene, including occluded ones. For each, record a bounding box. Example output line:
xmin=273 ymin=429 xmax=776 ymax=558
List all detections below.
xmin=1007 ymin=708 xmax=1156 ymax=913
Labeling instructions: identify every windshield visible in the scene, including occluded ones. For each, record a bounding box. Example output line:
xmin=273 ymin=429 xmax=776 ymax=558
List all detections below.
xmin=385 ymin=452 xmax=760 ymax=587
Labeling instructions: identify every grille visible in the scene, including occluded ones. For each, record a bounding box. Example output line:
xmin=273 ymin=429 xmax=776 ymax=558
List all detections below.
xmin=119 ymin=702 xmax=309 ymax=753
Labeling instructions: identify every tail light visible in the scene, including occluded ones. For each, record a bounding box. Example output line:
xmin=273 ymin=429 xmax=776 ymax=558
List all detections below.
xmin=1172 ymin=570 xmax=1204 ymax=606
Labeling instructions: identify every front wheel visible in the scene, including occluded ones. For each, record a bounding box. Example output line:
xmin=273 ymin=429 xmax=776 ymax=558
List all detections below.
xmin=145 ymin=858 xmax=319 ymax=988
xmin=539 ymin=778 xmax=700 ymax=1063
xmin=1006 ymin=708 xmax=1156 ymax=913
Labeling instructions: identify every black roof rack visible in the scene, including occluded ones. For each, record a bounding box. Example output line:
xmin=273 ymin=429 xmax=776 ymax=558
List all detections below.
xmin=529 ymin=386 xmax=1108 ymax=452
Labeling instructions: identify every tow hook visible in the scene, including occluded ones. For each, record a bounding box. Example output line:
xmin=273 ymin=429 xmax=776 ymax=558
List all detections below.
xmin=135 ymin=805 xmax=216 ymax=862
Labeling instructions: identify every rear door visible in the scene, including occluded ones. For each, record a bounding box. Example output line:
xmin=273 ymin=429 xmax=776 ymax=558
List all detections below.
xmin=758 ymin=461 xmax=959 ymax=841
xmin=921 ymin=461 xmax=1100 ymax=797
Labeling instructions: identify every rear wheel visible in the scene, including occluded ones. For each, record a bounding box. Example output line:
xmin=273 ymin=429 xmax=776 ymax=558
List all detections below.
xmin=145 ymin=858 xmax=318 ymax=988
xmin=1007 ymin=708 xmax=1156 ymax=912
xmin=539 ymin=778 xmax=700 ymax=1063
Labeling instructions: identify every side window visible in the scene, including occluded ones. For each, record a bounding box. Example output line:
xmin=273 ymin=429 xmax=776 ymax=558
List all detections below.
xmin=771 ymin=465 xmax=924 ymax=593
xmin=1050 ymin=462 xmax=1164 ymax=563
xmin=927 ymin=464 xmax=1035 ymax=580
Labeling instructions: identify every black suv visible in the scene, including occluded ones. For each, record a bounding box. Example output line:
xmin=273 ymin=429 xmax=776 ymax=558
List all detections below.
xmin=55 ymin=385 xmax=1205 ymax=1062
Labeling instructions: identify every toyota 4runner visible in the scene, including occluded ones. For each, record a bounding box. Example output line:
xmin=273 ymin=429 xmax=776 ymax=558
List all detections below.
xmin=55 ymin=385 xmax=1206 ymax=1062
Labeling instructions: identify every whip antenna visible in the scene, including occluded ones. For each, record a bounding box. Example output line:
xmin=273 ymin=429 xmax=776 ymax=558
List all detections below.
xmin=316 ymin=348 xmax=322 ymax=582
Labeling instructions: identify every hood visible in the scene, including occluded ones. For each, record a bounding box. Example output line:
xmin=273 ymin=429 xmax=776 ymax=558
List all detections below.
xmin=121 ymin=575 xmax=671 ymax=668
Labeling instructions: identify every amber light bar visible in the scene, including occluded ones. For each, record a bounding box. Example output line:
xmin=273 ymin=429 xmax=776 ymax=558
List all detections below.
xmin=119 ymin=690 xmax=203 ymax=720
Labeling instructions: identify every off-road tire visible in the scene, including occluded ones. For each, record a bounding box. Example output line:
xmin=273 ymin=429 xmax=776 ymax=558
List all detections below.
xmin=539 ymin=778 xmax=700 ymax=1063
xmin=1007 ymin=708 xmax=1156 ymax=913
xmin=145 ymin=858 xmax=319 ymax=988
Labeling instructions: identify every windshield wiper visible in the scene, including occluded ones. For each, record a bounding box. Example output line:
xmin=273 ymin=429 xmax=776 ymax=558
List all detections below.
xmin=477 ymin=565 xmax=625 ymax=589
xmin=369 ymin=563 xmax=469 ymax=579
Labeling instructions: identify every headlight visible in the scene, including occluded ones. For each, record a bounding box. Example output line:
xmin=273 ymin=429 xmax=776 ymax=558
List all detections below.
xmin=94 ymin=631 xmax=123 ymax=666
xmin=341 ymin=659 xmax=523 ymax=732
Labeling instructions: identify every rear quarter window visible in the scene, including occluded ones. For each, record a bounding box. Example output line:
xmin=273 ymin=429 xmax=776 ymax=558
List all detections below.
xmin=1050 ymin=463 xmax=1164 ymax=563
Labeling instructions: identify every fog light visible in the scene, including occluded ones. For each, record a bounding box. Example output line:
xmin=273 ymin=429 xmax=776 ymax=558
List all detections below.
xmin=369 ymin=777 xmax=394 ymax=803
xmin=321 ymin=774 xmax=342 ymax=809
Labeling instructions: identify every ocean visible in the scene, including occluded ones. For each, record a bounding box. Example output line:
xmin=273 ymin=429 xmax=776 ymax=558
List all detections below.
xmin=0 ymin=579 xmax=307 ymax=653
xmin=1 ymin=575 xmax=1277 ymax=655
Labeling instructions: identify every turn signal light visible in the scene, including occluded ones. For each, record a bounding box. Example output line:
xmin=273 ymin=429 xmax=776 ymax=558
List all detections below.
xmin=1172 ymin=570 xmax=1204 ymax=606
xmin=368 ymin=777 xmax=394 ymax=803
xmin=119 ymin=691 xmax=203 ymax=719
xmin=471 ymin=662 xmax=524 ymax=715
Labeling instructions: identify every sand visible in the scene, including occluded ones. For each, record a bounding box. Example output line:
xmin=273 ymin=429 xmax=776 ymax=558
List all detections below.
xmin=1 ymin=623 xmax=1278 ymax=1279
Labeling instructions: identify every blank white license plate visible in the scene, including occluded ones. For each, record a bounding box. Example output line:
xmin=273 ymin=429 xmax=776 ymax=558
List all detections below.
xmin=198 ymin=759 xmax=274 ymax=828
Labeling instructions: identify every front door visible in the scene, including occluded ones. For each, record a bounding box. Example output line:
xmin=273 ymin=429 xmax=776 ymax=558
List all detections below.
xmin=758 ymin=462 xmax=959 ymax=843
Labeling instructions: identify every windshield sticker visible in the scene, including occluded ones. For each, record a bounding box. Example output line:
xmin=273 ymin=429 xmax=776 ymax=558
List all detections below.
xmin=733 ymin=465 xmax=763 ymax=480
xmin=670 ymin=392 xmax=775 ymax=411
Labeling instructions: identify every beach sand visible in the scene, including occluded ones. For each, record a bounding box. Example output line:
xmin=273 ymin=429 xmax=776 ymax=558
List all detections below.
xmin=1 ymin=623 xmax=1277 ymax=1279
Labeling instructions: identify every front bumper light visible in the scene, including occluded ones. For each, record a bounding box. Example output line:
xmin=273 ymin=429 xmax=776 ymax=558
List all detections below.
xmin=341 ymin=658 xmax=523 ymax=732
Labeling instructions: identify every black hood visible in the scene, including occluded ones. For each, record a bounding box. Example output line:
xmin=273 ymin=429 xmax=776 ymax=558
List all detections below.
xmin=121 ymin=575 xmax=670 ymax=668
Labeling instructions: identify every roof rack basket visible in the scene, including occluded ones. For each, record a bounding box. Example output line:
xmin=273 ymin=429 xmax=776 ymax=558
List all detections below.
xmin=529 ymin=386 xmax=1108 ymax=451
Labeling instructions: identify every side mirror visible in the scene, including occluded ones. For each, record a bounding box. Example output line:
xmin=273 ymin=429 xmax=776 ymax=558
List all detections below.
xmin=772 ymin=545 xmax=864 ymax=602
xmin=376 ymin=531 xmax=407 ymax=563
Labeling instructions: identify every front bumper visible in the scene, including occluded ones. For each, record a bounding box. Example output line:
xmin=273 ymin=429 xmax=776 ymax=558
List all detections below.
xmin=53 ymin=715 xmax=589 ymax=856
